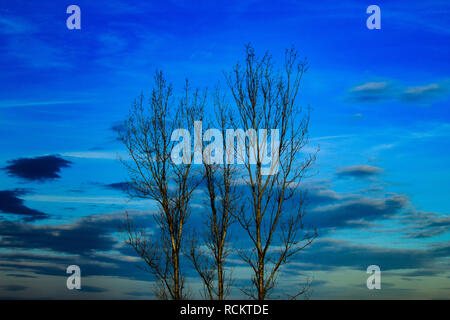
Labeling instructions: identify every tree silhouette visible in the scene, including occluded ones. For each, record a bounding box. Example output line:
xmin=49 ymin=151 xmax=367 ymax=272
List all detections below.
xmin=187 ymin=87 xmax=241 ymax=300
xmin=225 ymin=45 xmax=318 ymax=299
xmin=119 ymin=46 xmax=317 ymax=300
xmin=119 ymin=71 xmax=205 ymax=299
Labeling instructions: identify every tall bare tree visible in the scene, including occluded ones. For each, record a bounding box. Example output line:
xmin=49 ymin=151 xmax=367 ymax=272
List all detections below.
xmin=187 ymin=88 xmax=240 ymax=300
xmin=225 ymin=45 xmax=318 ymax=299
xmin=119 ymin=71 xmax=205 ymax=300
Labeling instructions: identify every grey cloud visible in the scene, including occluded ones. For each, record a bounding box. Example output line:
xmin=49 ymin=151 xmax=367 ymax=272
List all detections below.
xmin=298 ymin=239 xmax=450 ymax=271
xmin=336 ymin=165 xmax=383 ymax=179
xmin=402 ymin=270 xmax=441 ymax=277
xmin=400 ymin=210 xmax=450 ymax=239
xmin=304 ymin=194 xmax=408 ymax=229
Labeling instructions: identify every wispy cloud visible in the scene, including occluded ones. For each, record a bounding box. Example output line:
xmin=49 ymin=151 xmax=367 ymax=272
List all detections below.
xmin=352 ymin=81 xmax=389 ymax=92
xmin=348 ymin=81 xmax=392 ymax=103
xmin=399 ymin=210 xmax=450 ymax=239
xmin=401 ymin=84 xmax=445 ymax=102
xmin=0 ymin=100 xmax=90 ymax=109
xmin=5 ymin=37 xmax=71 ymax=69
xmin=61 ymin=151 xmax=127 ymax=160
xmin=348 ymin=81 xmax=448 ymax=104
xmin=0 ymin=15 xmax=70 ymax=69
xmin=310 ymin=134 xmax=355 ymax=141
xmin=0 ymin=15 xmax=70 ymax=68
xmin=0 ymin=15 xmax=35 ymax=34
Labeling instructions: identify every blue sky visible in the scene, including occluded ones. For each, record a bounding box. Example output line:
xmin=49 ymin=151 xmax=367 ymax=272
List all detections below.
xmin=0 ymin=0 xmax=449 ymax=299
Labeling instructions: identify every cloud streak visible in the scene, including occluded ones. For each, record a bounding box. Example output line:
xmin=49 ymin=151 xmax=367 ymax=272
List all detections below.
xmin=0 ymin=100 xmax=90 ymax=109
xmin=0 ymin=210 xmax=154 ymax=255
xmin=348 ymin=81 xmax=447 ymax=104
xmin=0 ymin=190 xmax=49 ymax=221
xmin=304 ymin=194 xmax=408 ymax=229
xmin=297 ymin=238 xmax=449 ymax=272
xmin=336 ymin=165 xmax=383 ymax=179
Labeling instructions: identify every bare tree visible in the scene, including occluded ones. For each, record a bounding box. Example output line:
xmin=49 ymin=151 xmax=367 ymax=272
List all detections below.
xmin=187 ymin=87 xmax=240 ymax=300
xmin=119 ymin=71 xmax=205 ymax=300
xmin=225 ymin=45 xmax=318 ymax=299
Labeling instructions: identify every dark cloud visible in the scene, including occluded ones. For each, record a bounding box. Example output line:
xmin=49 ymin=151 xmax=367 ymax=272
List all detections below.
xmin=0 ymin=209 xmax=156 ymax=254
xmin=336 ymin=165 xmax=383 ymax=179
xmin=302 ymin=183 xmax=448 ymax=240
xmin=0 ymin=221 xmax=115 ymax=255
xmin=0 ymin=285 xmax=27 ymax=292
xmin=0 ymin=189 xmax=49 ymax=221
xmin=124 ymin=291 xmax=154 ymax=297
xmin=3 ymin=155 xmax=72 ymax=181
xmin=297 ymin=239 xmax=450 ymax=271
xmin=111 ymin=121 xmax=126 ymax=141
xmin=111 ymin=122 xmax=125 ymax=133
xmin=303 ymin=194 xmax=407 ymax=229
xmin=104 ymin=182 xmax=132 ymax=192
xmin=81 ymin=286 xmax=107 ymax=293
xmin=402 ymin=270 xmax=440 ymax=277
xmin=0 ymin=210 xmax=158 ymax=284
xmin=6 ymin=274 xmax=36 ymax=278
xmin=399 ymin=210 xmax=450 ymax=239
xmin=0 ymin=175 xmax=447 ymax=299
xmin=406 ymin=227 xmax=449 ymax=239
xmin=0 ymin=251 xmax=151 ymax=283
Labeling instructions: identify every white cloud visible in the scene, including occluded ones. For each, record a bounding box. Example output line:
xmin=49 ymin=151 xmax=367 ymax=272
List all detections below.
xmin=351 ymin=81 xmax=388 ymax=92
